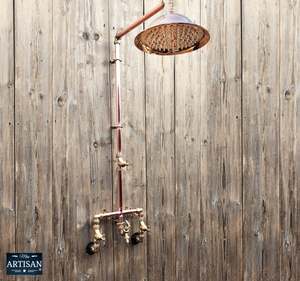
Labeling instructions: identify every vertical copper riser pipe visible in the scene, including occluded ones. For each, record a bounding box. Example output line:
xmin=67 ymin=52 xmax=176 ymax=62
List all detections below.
xmin=115 ymin=42 xmax=123 ymax=223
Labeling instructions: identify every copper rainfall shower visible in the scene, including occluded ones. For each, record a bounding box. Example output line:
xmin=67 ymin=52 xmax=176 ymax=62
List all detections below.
xmin=86 ymin=1 xmax=210 ymax=255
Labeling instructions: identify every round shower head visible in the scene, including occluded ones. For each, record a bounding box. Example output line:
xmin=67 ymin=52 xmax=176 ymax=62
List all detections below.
xmin=134 ymin=13 xmax=210 ymax=55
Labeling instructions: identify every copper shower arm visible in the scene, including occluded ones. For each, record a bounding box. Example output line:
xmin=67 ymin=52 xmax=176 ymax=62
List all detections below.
xmin=116 ymin=1 xmax=165 ymax=39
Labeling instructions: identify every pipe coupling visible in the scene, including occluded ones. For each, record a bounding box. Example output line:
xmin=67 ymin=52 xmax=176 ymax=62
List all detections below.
xmin=116 ymin=153 xmax=129 ymax=168
xmin=93 ymin=218 xmax=105 ymax=241
xmin=138 ymin=214 xmax=150 ymax=232
xmin=124 ymin=232 xmax=130 ymax=244
xmin=117 ymin=223 xmax=125 ymax=236
xmin=118 ymin=220 xmax=131 ymax=243
xmin=91 ymin=242 xmax=100 ymax=253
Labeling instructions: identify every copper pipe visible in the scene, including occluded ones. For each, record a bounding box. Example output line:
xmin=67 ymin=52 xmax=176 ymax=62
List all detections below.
xmin=94 ymin=208 xmax=143 ymax=219
xmin=115 ymin=42 xmax=124 ymax=223
xmin=123 ymin=208 xmax=143 ymax=215
xmin=116 ymin=2 xmax=165 ymax=39
xmin=115 ymin=43 xmax=121 ymax=154
xmin=115 ymin=0 xmax=162 ymax=223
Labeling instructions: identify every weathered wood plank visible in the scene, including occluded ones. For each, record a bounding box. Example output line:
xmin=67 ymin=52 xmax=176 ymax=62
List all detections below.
xmin=145 ymin=2 xmax=175 ymax=280
xmin=201 ymin=1 xmax=242 ymax=280
xmin=86 ymin=0 xmax=114 ymax=279
xmin=15 ymin=0 xmax=53 ymax=280
xmin=0 ymin=0 xmax=15 ymax=280
xmin=109 ymin=1 xmax=147 ymax=280
xmin=242 ymin=0 xmax=280 ymax=279
xmin=52 ymin=0 xmax=71 ymax=278
xmin=76 ymin=0 xmax=113 ymax=279
xmin=174 ymin=2 xmax=201 ymax=280
xmin=175 ymin=51 xmax=200 ymax=281
xmin=52 ymin=0 xmax=113 ymax=279
xmin=145 ymin=56 xmax=175 ymax=281
xmin=279 ymin=0 xmax=300 ymax=279
xmin=178 ymin=2 xmax=247 ymax=280
xmin=5 ymin=1 xmax=300 ymax=279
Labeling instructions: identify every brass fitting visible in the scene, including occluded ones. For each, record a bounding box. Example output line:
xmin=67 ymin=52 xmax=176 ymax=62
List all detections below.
xmin=138 ymin=232 xmax=144 ymax=243
xmin=93 ymin=218 xmax=105 ymax=241
xmin=91 ymin=242 xmax=100 ymax=253
xmin=124 ymin=232 xmax=130 ymax=244
xmin=117 ymin=223 xmax=125 ymax=236
xmin=138 ymin=213 xmax=150 ymax=232
xmin=117 ymin=220 xmax=131 ymax=243
xmin=94 ymin=213 xmax=103 ymax=219
xmin=114 ymin=35 xmax=121 ymax=44
xmin=116 ymin=153 xmax=129 ymax=168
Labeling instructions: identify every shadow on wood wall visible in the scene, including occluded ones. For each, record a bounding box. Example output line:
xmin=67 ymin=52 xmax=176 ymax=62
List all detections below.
xmin=0 ymin=0 xmax=299 ymax=280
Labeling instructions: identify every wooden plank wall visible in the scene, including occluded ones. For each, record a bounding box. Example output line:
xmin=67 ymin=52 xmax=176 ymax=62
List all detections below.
xmin=0 ymin=0 xmax=299 ymax=280
xmin=279 ymin=0 xmax=300 ymax=279
xmin=242 ymin=0 xmax=280 ymax=279
xmin=0 ymin=1 xmax=15 ymax=280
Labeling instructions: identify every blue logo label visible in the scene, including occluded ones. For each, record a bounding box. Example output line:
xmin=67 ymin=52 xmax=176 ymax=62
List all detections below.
xmin=6 ymin=253 xmax=42 ymax=275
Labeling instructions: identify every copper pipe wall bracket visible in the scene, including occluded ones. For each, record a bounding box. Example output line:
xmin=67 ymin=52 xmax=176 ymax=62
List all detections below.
xmin=111 ymin=125 xmax=123 ymax=129
xmin=116 ymin=153 xmax=129 ymax=168
xmin=110 ymin=58 xmax=122 ymax=64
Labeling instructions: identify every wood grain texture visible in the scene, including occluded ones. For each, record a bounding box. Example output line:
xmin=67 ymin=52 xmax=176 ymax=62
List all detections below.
xmin=242 ymin=0 xmax=280 ymax=279
xmin=197 ymin=1 xmax=242 ymax=280
xmin=145 ymin=2 xmax=175 ymax=280
xmin=52 ymin=0 xmax=71 ymax=278
xmin=14 ymin=0 xmax=53 ymax=280
xmin=279 ymin=0 xmax=300 ymax=280
xmin=109 ymin=1 xmax=147 ymax=280
xmin=174 ymin=1 xmax=201 ymax=280
xmin=199 ymin=0 xmax=243 ymax=279
xmin=2 ymin=0 xmax=300 ymax=280
xmin=52 ymin=0 xmax=113 ymax=280
xmin=0 ymin=0 xmax=15 ymax=280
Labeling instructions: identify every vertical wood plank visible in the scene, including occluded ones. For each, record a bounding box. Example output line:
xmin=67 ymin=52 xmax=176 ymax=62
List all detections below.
xmin=279 ymin=0 xmax=300 ymax=279
xmin=197 ymin=0 xmax=243 ymax=279
xmin=15 ymin=0 xmax=53 ymax=280
xmin=174 ymin=52 xmax=200 ymax=281
xmin=52 ymin=0 xmax=71 ymax=278
xmin=145 ymin=56 xmax=175 ymax=281
xmin=53 ymin=0 xmax=113 ymax=279
xmin=0 ymin=0 xmax=15 ymax=280
xmin=109 ymin=1 xmax=147 ymax=280
xmin=145 ymin=2 xmax=175 ymax=280
xmin=174 ymin=2 xmax=201 ymax=280
xmin=204 ymin=0 xmax=243 ymax=279
xmin=242 ymin=0 xmax=280 ymax=279
xmin=77 ymin=0 xmax=113 ymax=279
xmin=85 ymin=0 xmax=114 ymax=279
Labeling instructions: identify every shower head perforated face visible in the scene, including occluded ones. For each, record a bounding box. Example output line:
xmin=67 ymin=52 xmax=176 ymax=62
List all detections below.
xmin=134 ymin=13 xmax=210 ymax=55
